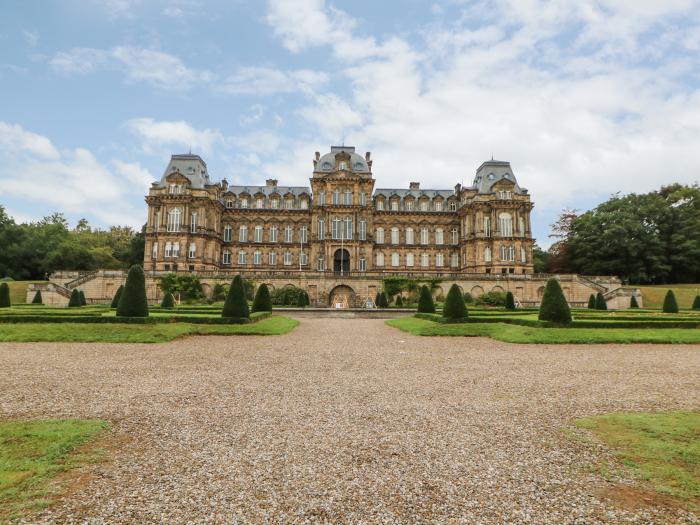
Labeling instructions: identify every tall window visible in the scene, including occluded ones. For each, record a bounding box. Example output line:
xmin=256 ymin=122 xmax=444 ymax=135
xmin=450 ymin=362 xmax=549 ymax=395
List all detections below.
xmin=269 ymin=225 xmax=278 ymax=243
xmin=253 ymin=251 xmax=262 ymax=265
xmin=406 ymin=253 xmax=414 ymax=267
xmin=317 ymin=256 xmax=325 ymax=271
xmin=435 ymin=253 xmax=444 ymax=267
xmin=449 ymin=201 xmax=457 ymax=211
xmin=226 ymin=199 xmax=234 ymax=209
xmin=318 ymin=191 xmax=325 ymax=206
xmin=169 ymin=184 xmax=181 ymax=194
xmin=521 ymin=246 xmax=527 ymax=263
xmin=451 ymin=228 xmax=459 ymax=245
xmin=421 ymin=253 xmax=429 ymax=267
xmin=240 ymin=197 xmax=249 ymax=208
xmin=285 ymin=225 xmax=293 ymax=243
xmin=256 ymin=197 xmax=264 ymax=209
xmin=391 ymin=200 xmax=399 ymax=211
xmin=435 ymin=228 xmax=444 ymax=245
xmin=405 ymin=200 xmax=413 ymax=211
xmin=391 ymin=227 xmax=399 ymax=245
xmin=376 ymin=252 xmax=385 ymax=266
xmin=339 ymin=161 xmax=347 ymax=170
xmin=172 ymin=242 xmax=180 ymax=257
xmin=318 ymin=218 xmax=325 ymax=240
xmin=167 ymin=208 xmax=181 ymax=232
xmin=484 ymin=217 xmax=492 ymax=237
xmin=271 ymin=198 xmax=279 ymax=209
xmin=223 ymin=225 xmax=232 ymax=242
xmin=154 ymin=209 xmax=161 ymax=230
xmin=300 ymin=226 xmax=308 ymax=243
xmin=376 ymin=227 xmax=384 ymax=244
xmin=435 ymin=201 xmax=443 ymax=212
xmin=285 ymin=198 xmax=294 ymax=209
xmin=238 ymin=251 xmax=246 ymax=264
xmin=254 ymin=225 xmax=263 ymax=243
xmin=188 ymin=242 xmax=196 ymax=258
xmin=377 ymin=199 xmax=384 ymax=211
xmin=283 ymin=251 xmax=292 ymax=265
xmin=499 ymin=213 xmax=513 ymax=237
xmin=391 ymin=252 xmax=400 ymax=267
xmin=165 ymin=242 xmax=172 ymax=257
xmin=484 ymin=246 xmax=492 ymax=262
xmin=222 ymin=250 xmax=231 ymax=265
xmin=518 ymin=216 xmax=525 ymax=235
xmin=343 ymin=217 xmax=353 ymax=240
xmin=359 ymin=220 xmax=366 ymax=241
xmin=300 ymin=199 xmax=308 ymax=209
xmin=152 ymin=242 xmax=158 ymax=259
xmin=333 ymin=190 xmax=340 ymax=205
xmin=190 ymin=212 xmax=197 ymax=233
xmin=450 ymin=252 xmax=459 ymax=267
xmin=300 ymin=252 xmax=308 ymax=266
xmin=420 ymin=227 xmax=429 ymax=245
xmin=332 ymin=217 xmax=341 ymax=240
xmin=269 ymin=252 xmax=277 ymax=265
xmin=406 ymin=228 xmax=414 ymax=245
xmin=344 ymin=189 xmax=352 ymax=205
xmin=420 ymin=200 xmax=429 ymax=211
xmin=359 ymin=257 xmax=366 ymax=271
xmin=499 ymin=190 xmax=512 ymax=200
xmin=360 ymin=192 xmax=366 ymax=206
xmin=239 ymin=225 xmax=248 ymax=242
xmin=500 ymin=245 xmax=515 ymax=261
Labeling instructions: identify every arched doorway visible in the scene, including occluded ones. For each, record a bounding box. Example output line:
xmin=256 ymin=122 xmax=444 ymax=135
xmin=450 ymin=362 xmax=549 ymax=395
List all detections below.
xmin=333 ymin=249 xmax=350 ymax=274
xmin=329 ymin=284 xmax=356 ymax=308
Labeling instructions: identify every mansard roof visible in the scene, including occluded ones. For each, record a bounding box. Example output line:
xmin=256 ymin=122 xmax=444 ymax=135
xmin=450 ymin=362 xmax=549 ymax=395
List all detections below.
xmin=157 ymin=154 xmax=211 ymax=189
xmin=470 ymin=160 xmax=527 ymax=194
xmin=316 ymin=146 xmax=370 ymax=173
xmin=225 ymin=185 xmax=311 ymax=197
xmin=373 ymin=189 xmax=455 ymax=199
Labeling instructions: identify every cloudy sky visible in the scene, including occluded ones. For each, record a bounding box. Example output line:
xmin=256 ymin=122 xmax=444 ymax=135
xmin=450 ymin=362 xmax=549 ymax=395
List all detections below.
xmin=2 ymin=0 xmax=700 ymax=245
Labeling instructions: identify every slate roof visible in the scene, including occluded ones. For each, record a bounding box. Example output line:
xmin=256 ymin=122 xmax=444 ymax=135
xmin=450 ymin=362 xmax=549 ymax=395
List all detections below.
xmin=224 ymin=185 xmax=311 ymax=197
xmin=157 ymin=154 xmax=210 ymax=189
xmin=373 ymin=189 xmax=455 ymax=199
xmin=469 ymin=160 xmax=526 ymax=194
xmin=316 ymin=146 xmax=370 ymax=173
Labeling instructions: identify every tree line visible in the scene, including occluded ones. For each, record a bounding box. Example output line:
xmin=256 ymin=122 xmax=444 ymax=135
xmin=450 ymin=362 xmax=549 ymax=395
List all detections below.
xmin=0 ymin=205 xmax=145 ymax=280
xmin=534 ymin=183 xmax=700 ymax=284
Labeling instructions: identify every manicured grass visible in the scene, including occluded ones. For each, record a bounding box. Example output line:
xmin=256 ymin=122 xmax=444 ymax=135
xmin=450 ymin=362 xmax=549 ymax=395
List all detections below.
xmin=386 ymin=317 xmax=700 ymax=344
xmin=0 ymin=419 xmax=108 ymax=523
xmin=637 ymin=284 xmax=700 ymax=309
xmin=575 ymin=412 xmax=700 ymax=509
xmin=0 ymin=316 xmax=298 ymax=343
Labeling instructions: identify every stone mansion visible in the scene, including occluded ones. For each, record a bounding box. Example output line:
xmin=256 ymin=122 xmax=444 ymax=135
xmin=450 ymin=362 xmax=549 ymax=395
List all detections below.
xmin=144 ymin=146 xmax=535 ymax=277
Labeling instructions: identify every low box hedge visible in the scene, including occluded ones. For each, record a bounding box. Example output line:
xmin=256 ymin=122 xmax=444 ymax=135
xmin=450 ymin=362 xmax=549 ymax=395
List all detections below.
xmin=0 ymin=311 xmax=272 ymax=325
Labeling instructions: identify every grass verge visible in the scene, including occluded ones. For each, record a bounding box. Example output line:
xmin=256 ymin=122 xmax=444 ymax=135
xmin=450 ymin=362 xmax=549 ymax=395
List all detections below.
xmin=386 ymin=317 xmax=700 ymax=344
xmin=0 ymin=419 xmax=108 ymax=523
xmin=636 ymin=284 xmax=700 ymax=309
xmin=575 ymin=412 xmax=700 ymax=510
xmin=0 ymin=316 xmax=299 ymax=343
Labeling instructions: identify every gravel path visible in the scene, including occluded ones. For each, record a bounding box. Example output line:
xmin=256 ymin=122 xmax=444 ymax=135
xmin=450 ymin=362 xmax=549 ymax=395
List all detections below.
xmin=1 ymin=318 xmax=699 ymax=524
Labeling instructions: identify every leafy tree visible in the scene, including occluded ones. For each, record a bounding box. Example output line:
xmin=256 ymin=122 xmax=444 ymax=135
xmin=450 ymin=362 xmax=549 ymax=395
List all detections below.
xmin=532 ymin=244 xmax=551 ymax=273
xmin=212 ymin=283 xmax=227 ymax=302
xmin=475 ymin=291 xmax=507 ymax=307
xmin=161 ymin=292 xmax=175 ymax=308
xmin=158 ymin=274 xmax=204 ymax=303
xmin=538 ymin=278 xmax=572 ymax=325
xmin=252 ymin=283 xmax=272 ymax=312
xmin=110 ymin=285 xmax=124 ymax=308
xmin=68 ymin=288 xmax=81 ymax=307
xmin=222 ymin=275 xmax=249 ymax=319
xmin=505 ymin=291 xmax=516 ymax=310
xmin=463 ymin=292 xmax=474 ymax=304
xmin=587 ymin=294 xmax=596 ymax=309
xmin=630 ymin=295 xmax=639 ymax=308
xmin=443 ymin=284 xmax=468 ymax=320
xmin=116 ymin=265 xmax=149 ymax=317
xmin=79 ymin=290 xmax=87 ymax=306
xmin=692 ymin=295 xmax=700 ymax=310
xmin=32 ymin=290 xmax=43 ymax=304
xmin=0 ymin=282 xmax=10 ymax=307
xmin=417 ymin=285 xmax=435 ymax=313
xmin=595 ymin=292 xmax=607 ymax=310
xmin=662 ymin=290 xmax=679 ymax=313
xmin=271 ymin=285 xmax=303 ymax=306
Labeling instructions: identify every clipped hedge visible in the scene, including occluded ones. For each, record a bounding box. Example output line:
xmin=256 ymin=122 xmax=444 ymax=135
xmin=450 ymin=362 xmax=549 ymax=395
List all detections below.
xmin=693 ymin=295 xmax=700 ymax=311
xmin=110 ymin=285 xmax=124 ymax=308
xmin=587 ymin=294 xmax=596 ymax=309
xmin=662 ymin=290 xmax=679 ymax=313
xmin=538 ymin=279 xmax=572 ymax=325
xmin=0 ymin=311 xmax=272 ymax=325
xmin=0 ymin=282 xmax=10 ymax=308
xmin=222 ymin=275 xmax=249 ymax=319
xmin=505 ymin=291 xmax=516 ymax=311
xmin=630 ymin=295 xmax=639 ymax=308
xmin=417 ymin=285 xmax=435 ymax=313
xmin=594 ymin=292 xmax=607 ymax=310
xmin=443 ymin=284 xmax=468 ymax=321
xmin=161 ymin=292 xmax=175 ymax=308
xmin=117 ymin=265 xmax=149 ymax=317
xmin=32 ymin=290 xmax=43 ymax=304
xmin=79 ymin=290 xmax=87 ymax=306
xmin=252 ymin=283 xmax=272 ymax=312
xmin=68 ymin=289 xmax=81 ymax=307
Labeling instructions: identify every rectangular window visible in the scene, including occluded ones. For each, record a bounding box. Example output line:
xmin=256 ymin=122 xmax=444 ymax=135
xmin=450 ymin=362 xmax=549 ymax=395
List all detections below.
xmin=343 ymin=217 xmax=353 ymax=240
xmin=405 ymin=200 xmax=413 ymax=211
xmin=222 ymin=250 xmax=231 ymax=265
xmin=360 ymin=192 xmax=366 ymax=206
xmin=188 ymin=242 xmax=196 ymax=258
xmin=376 ymin=252 xmax=384 ymax=266
xmin=165 ymin=242 xmax=172 ymax=257
xmin=284 ymin=252 xmax=292 ymax=266
xmin=239 ymin=225 xmax=248 ymax=242
xmin=332 ymin=217 xmax=340 ymax=240
xmin=518 ymin=217 xmax=525 ymax=235
xmin=435 ymin=229 xmax=444 ymax=245
xmin=300 ymin=199 xmax=308 ymax=209
xmin=285 ymin=199 xmax=293 ymax=209
xmin=406 ymin=253 xmax=414 ymax=267
xmin=436 ymin=253 xmax=444 ymax=267
xmin=256 ymin=198 xmax=263 ymax=209
xmin=270 ymin=225 xmax=278 ymax=243
xmin=318 ymin=191 xmax=325 ymax=206
xmin=240 ymin=198 xmax=249 ymax=208
xmin=317 ymin=256 xmax=325 ymax=271
xmin=391 ymin=200 xmax=399 ymax=211
xmin=269 ymin=252 xmax=277 ymax=265
xmin=451 ymin=253 xmax=459 ymax=267
xmin=152 ymin=242 xmax=158 ymax=259
xmin=406 ymin=228 xmax=414 ymax=245
xmin=391 ymin=228 xmax=399 ymax=245
xmin=359 ymin=257 xmax=366 ymax=271
xmin=359 ymin=220 xmax=366 ymax=241
xmin=271 ymin=199 xmax=279 ymax=209
xmin=499 ymin=214 xmax=513 ymax=236
xmin=421 ymin=253 xmax=429 ymax=267
xmin=318 ymin=218 xmax=325 ymax=240
xmin=226 ymin=199 xmax=234 ymax=209
xmin=521 ymin=246 xmax=527 ymax=263
xmin=254 ymin=225 xmax=263 ymax=243
xmin=167 ymin=209 xmax=181 ymax=232
xmin=391 ymin=252 xmax=399 ymax=267
xmin=449 ymin=201 xmax=457 ymax=211
xmin=300 ymin=252 xmax=308 ymax=266
xmin=332 ymin=190 xmax=340 ymax=205
xmin=253 ymin=251 xmax=261 ymax=265
xmin=435 ymin=201 xmax=443 ymax=212
xmin=484 ymin=217 xmax=491 ymax=237
xmin=377 ymin=200 xmax=384 ymax=211
xmin=238 ymin=251 xmax=246 ymax=265
xmin=451 ymin=228 xmax=459 ymax=245
xmin=224 ymin=225 xmax=232 ymax=242
xmin=376 ymin=227 xmax=384 ymax=244
xmin=172 ymin=242 xmax=180 ymax=257
xmin=190 ymin=212 xmax=197 ymax=233
xmin=285 ymin=225 xmax=293 ymax=243
xmin=420 ymin=201 xmax=428 ymax=211
xmin=420 ymin=228 xmax=429 ymax=245
xmin=300 ymin=226 xmax=308 ymax=243
xmin=344 ymin=190 xmax=352 ymax=205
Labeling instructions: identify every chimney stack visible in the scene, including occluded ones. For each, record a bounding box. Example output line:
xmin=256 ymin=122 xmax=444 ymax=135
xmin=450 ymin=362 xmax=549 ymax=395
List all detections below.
xmin=409 ymin=182 xmax=420 ymax=190
xmin=365 ymin=151 xmax=371 ymax=161
xmin=315 ymin=152 xmax=320 ymax=160
xmin=266 ymin=179 xmax=278 ymax=187
xmin=454 ymin=183 xmax=461 ymax=195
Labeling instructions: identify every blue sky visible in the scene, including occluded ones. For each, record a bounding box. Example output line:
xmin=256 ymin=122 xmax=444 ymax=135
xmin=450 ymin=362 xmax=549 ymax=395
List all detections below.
xmin=2 ymin=0 xmax=700 ymax=246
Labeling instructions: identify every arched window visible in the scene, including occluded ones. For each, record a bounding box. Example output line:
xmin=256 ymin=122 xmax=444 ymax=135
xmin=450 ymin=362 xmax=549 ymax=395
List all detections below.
xmin=167 ymin=208 xmax=181 ymax=232
xmin=435 ymin=228 xmax=444 ymax=245
xmin=376 ymin=252 xmax=385 ymax=266
xmin=223 ymin=225 xmax=232 ymax=242
xmin=332 ymin=217 xmax=341 ymax=239
xmin=406 ymin=253 xmax=414 ymax=267
xmin=406 ymin=228 xmax=414 ymax=245
xmin=375 ymin=227 xmax=384 ymax=244
xmin=391 ymin=227 xmax=399 ymax=245
xmin=391 ymin=252 xmax=400 ymax=267
xmin=344 ymin=189 xmax=353 ymax=205
xmin=484 ymin=246 xmax=492 ymax=262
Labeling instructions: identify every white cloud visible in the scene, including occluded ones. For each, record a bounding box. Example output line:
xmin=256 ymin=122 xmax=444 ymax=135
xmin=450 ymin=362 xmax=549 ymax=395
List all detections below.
xmin=49 ymin=48 xmax=108 ymax=75
xmin=112 ymin=160 xmax=155 ymax=192
xmin=0 ymin=122 xmax=60 ymax=160
xmin=23 ymin=30 xmax=39 ymax=48
xmin=126 ymin=118 xmax=225 ymax=155
xmin=219 ymin=66 xmax=327 ymax=95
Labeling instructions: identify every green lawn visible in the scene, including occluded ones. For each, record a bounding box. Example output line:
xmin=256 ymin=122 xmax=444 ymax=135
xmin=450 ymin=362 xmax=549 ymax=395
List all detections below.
xmin=0 ymin=419 xmax=108 ymax=524
xmin=575 ymin=412 xmax=700 ymax=509
xmin=637 ymin=284 xmax=700 ymax=309
xmin=0 ymin=316 xmax=299 ymax=343
xmin=387 ymin=317 xmax=700 ymax=344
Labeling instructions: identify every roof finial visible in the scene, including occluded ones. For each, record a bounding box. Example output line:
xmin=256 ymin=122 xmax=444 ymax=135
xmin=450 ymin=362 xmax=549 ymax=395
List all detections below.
xmin=189 ymin=144 xmax=192 ymax=155
xmin=491 ymin=152 xmax=494 ymax=161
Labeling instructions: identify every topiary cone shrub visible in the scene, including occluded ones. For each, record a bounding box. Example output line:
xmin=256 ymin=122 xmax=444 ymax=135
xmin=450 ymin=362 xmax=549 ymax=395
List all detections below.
xmin=0 ymin=282 xmax=10 ymax=308
xmin=296 ymin=290 xmax=306 ymax=307
xmin=443 ymin=284 xmax=468 ymax=321
xmin=32 ymin=290 xmax=43 ymax=304
xmin=662 ymin=290 xmax=679 ymax=313
xmin=68 ymin=288 xmax=81 ymax=308
xmin=161 ymin=292 xmax=175 ymax=308
xmin=693 ymin=295 xmax=700 ymax=311
xmin=417 ymin=285 xmax=435 ymax=314
xmin=116 ymin=265 xmax=149 ymax=317
xmin=505 ymin=291 xmax=516 ymax=310
xmin=375 ymin=292 xmax=381 ymax=307
xmin=222 ymin=275 xmax=249 ymax=319
xmin=79 ymin=290 xmax=87 ymax=306
xmin=595 ymin=292 xmax=607 ymax=310
xmin=630 ymin=295 xmax=639 ymax=308
xmin=304 ymin=291 xmax=311 ymax=306
xmin=538 ymin=278 xmax=572 ymax=325
xmin=587 ymin=294 xmax=596 ymax=309
xmin=395 ymin=295 xmax=403 ymax=307
xmin=110 ymin=285 xmax=124 ymax=309
xmin=252 ymin=283 xmax=272 ymax=312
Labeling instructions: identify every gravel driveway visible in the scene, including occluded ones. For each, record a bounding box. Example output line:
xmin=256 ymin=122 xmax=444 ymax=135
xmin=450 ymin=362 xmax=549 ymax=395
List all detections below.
xmin=1 ymin=318 xmax=699 ymax=524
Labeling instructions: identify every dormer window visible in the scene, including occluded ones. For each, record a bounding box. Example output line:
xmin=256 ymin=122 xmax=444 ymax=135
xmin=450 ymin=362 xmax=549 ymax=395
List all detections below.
xmin=420 ymin=200 xmax=429 ymax=212
xmin=390 ymin=200 xmax=399 ymax=211
xmin=435 ymin=201 xmax=443 ymax=212
xmin=322 ymin=161 xmax=331 ymax=170
xmin=377 ymin=199 xmax=384 ymax=211
xmin=240 ymin=197 xmax=249 ymax=208
xmin=405 ymin=200 xmax=413 ymax=211
xmin=449 ymin=201 xmax=457 ymax=211
xmin=226 ymin=199 xmax=234 ymax=209
xmin=499 ymin=190 xmax=513 ymax=200
xmin=271 ymin=198 xmax=279 ymax=209
xmin=169 ymin=184 xmax=182 ymax=195
xmin=285 ymin=198 xmax=294 ymax=209
xmin=300 ymin=199 xmax=308 ymax=209
xmin=256 ymin=198 xmax=264 ymax=209
xmin=339 ymin=161 xmax=347 ymax=170
xmin=354 ymin=162 xmax=363 ymax=170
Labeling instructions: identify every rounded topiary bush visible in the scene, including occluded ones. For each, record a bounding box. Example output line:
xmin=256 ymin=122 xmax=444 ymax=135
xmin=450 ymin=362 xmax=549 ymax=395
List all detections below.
xmin=443 ymin=284 xmax=468 ymax=320
xmin=595 ymin=292 xmax=607 ymax=310
xmin=538 ymin=278 xmax=572 ymax=325
xmin=79 ymin=290 xmax=87 ymax=306
xmin=463 ymin=292 xmax=474 ymax=304
xmin=161 ymin=292 xmax=175 ymax=308
xmin=630 ymin=295 xmax=639 ymax=308
xmin=395 ymin=295 xmax=403 ymax=307
xmin=252 ymin=283 xmax=272 ymax=312
xmin=0 ymin=282 xmax=10 ymax=308
xmin=587 ymin=294 xmax=596 ymax=309
xmin=662 ymin=290 xmax=679 ymax=313
xmin=222 ymin=275 xmax=249 ymax=319
xmin=116 ymin=265 xmax=149 ymax=317
xmin=505 ymin=291 xmax=516 ymax=310
xmin=692 ymin=295 xmax=700 ymax=311
xmin=110 ymin=285 xmax=124 ymax=309
xmin=417 ymin=285 xmax=435 ymax=314
xmin=68 ymin=288 xmax=81 ymax=308
xmin=32 ymin=290 xmax=43 ymax=304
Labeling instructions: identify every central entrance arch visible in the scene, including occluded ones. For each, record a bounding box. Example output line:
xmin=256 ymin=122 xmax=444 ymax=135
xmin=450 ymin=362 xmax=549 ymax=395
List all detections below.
xmin=329 ymin=284 xmax=355 ymax=308
xmin=333 ymin=249 xmax=350 ymax=274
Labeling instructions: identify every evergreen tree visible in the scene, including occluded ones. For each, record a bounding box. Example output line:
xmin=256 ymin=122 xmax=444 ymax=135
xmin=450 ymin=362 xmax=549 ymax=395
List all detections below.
xmin=587 ymin=294 xmax=596 ymax=309
xmin=222 ymin=275 xmax=249 ymax=319
xmin=304 ymin=291 xmax=311 ymax=306
xmin=79 ymin=290 xmax=87 ymax=306
xmin=662 ymin=290 xmax=679 ymax=313
xmin=161 ymin=292 xmax=175 ymax=308
xmin=296 ymin=290 xmax=306 ymax=307
xmin=251 ymin=283 xmax=272 ymax=312
xmin=692 ymin=295 xmax=700 ymax=310
xmin=630 ymin=295 xmax=639 ymax=308
xmin=505 ymin=291 xmax=516 ymax=310
xmin=538 ymin=278 xmax=572 ymax=325
xmin=463 ymin=292 xmax=474 ymax=304
xmin=116 ymin=265 xmax=149 ymax=317
xmin=110 ymin=285 xmax=124 ymax=308
xmin=395 ymin=295 xmax=403 ymax=307
xmin=31 ymin=290 xmax=43 ymax=304
xmin=375 ymin=292 xmax=381 ymax=307
xmin=417 ymin=285 xmax=436 ymax=313
xmin=595 ymin=292 xmax=607 ymax=310
xmin=68 ymin=288 xmax=81 ymax=307
xmin=0 ymin=282 xmax=10 ymax=308
xmin=443 ymin=284 xmax=468 ymax=320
